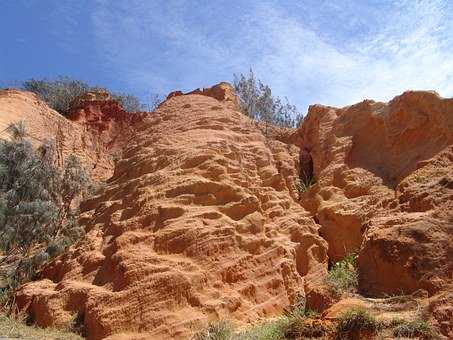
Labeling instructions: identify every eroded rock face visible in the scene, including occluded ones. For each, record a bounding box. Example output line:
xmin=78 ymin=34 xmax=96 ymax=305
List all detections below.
xmin=296 ymin=91 xmax=453 ymax=298
xmin=166 ymin=82 xmax=240 ymax=111
xmin=16 ymin=92 xmax=328 ymax=339
xmin=0 ymin=89 xmax=138 ymax=181
xmin=10 ymin=86 xmax=453 ymax=338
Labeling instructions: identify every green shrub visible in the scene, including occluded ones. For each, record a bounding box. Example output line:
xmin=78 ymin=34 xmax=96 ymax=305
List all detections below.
xmin=287 ymin=319 xmax=327 ymax=339
xmin=193 ymin=320 xmax=234 ymax=340
xmin=336 ymin=308 xmax=380 ymax=338
xmin=236 ymin=317 xmax=290 ymax=340
xmin=285 ymin=310 xmax=327 ymax=339
xmin=0 ymin=122 xmax=89 ymax=288
xmin=391 ymin=319 xmax=435 ymax=338
xmin=233 ymin=68 xmax=302 ymax=129
xmin=295 ymin=174 xmax=316 ymax=194
xmin=110 ymin=92 xmax=145 ymax=112
xmin=148 ymin=93 xmax=165 ymax=111
xmin=23 ymin=77 xmax=146 ymax=115
xmin=235 ymin=307 xmax=322 ymax=340
xmin=326 ymin=254 xmax=358 ymax=297
xmin=23 ymin=77 xmax=89 ymax=116
xmin=0 ymin=313 xmax=83 ymax=339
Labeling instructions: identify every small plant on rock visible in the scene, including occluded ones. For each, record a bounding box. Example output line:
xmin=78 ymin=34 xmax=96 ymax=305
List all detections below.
xmin=295 ymin=173 xmax=316 ymax=195
xmin=336 ymin=308 xmax=381 ymax=339
xmin=235 ymin=306 xmax=318 ymax=340
xmin=326 ymin=253 xmax=359 ymax=297
xmin=285 ymin=310 xmax=328 ymax=339
xmin=236 ymin=317 xmax=290 ymax=340
xmin=391 ymin=319 xmax=435 ymax=338
xmin=193 ymin=320 xmax=234 ymax=340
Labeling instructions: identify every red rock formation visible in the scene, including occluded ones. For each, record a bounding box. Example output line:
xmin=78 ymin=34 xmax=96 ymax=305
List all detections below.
xmin=10 ymin=85 xmax=453 ymax=338
xmin=16 ymin=89 xmax=328 ymax=339
xmin=67 ymin=90 xmax=144 ymax=160
xmin=0 ymin=89 xmax=139 ymax=181
xmin=296 ymin=91 xmax=452 ymax=336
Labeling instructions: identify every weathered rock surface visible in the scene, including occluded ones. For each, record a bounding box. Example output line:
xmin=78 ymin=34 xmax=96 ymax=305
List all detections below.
xmin=296 ymin=91 xmax=453 ymax=336
xmin=10 ymin=85 xmax=453 ymax=338
xmin=16 ymin=89 xmax=328 ymax=339
xmin=0 ymin=89 xmax=137 ymax=180
xmin=166 ymin=82 xmax=240 ymax=111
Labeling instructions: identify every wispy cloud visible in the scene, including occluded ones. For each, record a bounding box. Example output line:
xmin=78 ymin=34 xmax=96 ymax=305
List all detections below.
xmin=90 ymin=0 xmax=453 ymax=110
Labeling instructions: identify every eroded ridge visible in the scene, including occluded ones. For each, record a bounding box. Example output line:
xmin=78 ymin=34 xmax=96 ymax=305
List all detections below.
xmin=17 ymin=93 xmax=327 ymax=339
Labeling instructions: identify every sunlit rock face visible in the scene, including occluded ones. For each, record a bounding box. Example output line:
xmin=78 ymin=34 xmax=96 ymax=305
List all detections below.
xmin=16 ymin=87 xmax=328 ymax=339
xmin=0 ymin=89 xmax=140 ymax=181
xmin=11 ymin=86 xmax=453 ymax=339
xmin=296 ymin=91 xmax=453 ymax=336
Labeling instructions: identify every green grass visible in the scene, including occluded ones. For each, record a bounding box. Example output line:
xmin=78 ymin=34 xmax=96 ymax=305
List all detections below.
xmin=391 ymin=319 xmax=435 ymax=338
xmin=236 ymin=317 xmax=290 ymax=340
xmin=193 ymin=320 xmax=234 ymax=340
xmin=336 ymin=308 xmax=381 ymax=338
xmin=0 ymin=313 xmax=82 ymax=340
xmin=295 ymin=175 xmax=316 ymax=194
xmin=286 ymin=318 xmax=327 ymax=339
xmin=194 ymin=307 xmax=321 ymax=340
xmin=235 ymin=308 xmax=321 ymax=340
xmin=326 ymin=253 xmax=359 ymax=297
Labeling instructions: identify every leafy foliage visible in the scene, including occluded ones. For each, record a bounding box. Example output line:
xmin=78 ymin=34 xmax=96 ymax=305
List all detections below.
xmin=193 ymin=307 xmax=325 ymax=340
xmin=336 ymin=308 xmax=381 ymax=338
xmin=294 ymin=173 xmax=316 ymax=195
xmin=22 ymin=77 xmax=147 ymax=115
xmin=111 ymin=92 xmax=145 ymax=112
xmin=391 ymin=319 xmax=435 ymax=338
xmin=0 ymin=313 xmax=83 ymax=340
xmin=0 ymin=122 xmax=89 ymax=287
xmin=23 ymin=77 xmax=89 ymax=116
xmin=193 ymin=320 xmax=234 ymax=340
xmin=147 ymin=93 xmax=165 ymax=111
xmin=233 ymin=69 xmax=302 ymax=129
xmin=326 ymin=253 xmax=359 ymax=297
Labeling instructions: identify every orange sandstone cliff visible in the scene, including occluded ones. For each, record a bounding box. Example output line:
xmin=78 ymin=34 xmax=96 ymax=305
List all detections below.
xmin=0 ymin=89 xmax=141 ymax=180
xmin=7 ymin=85 xmax=452 ymax=338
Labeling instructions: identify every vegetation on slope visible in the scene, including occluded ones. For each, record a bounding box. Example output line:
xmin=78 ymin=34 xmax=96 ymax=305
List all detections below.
xmin=0 ymin=121 xmax=91 ymax=298
xmin=326 ymin=253 xmax=359 ymax=298
xmin=233 ymin=68 xmax=303 ymax=129
xmin=0 ymin=313 xmax=82 ymax=340
xmin=22 ymin=77 xmax=163 ymax=115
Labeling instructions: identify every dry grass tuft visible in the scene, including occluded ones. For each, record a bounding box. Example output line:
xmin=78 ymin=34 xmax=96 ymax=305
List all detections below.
xmin=0 ymin=313 xmax=83 ymax=340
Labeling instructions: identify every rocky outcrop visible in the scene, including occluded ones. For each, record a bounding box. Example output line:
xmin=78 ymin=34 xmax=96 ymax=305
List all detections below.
xmin=0 ymin=89 xmax=139 ymax=181
xmin=68 ymin=90 xmax=144 ymax=163
xmin=167 ymin=82 xmax=240 ymax=111
xmin=16 ymin=90 xmax=328 ymax=339
xmin=296 ymin=91 xmax=452 ymax=327
xmin=10 ymin=86 xmax=453 ymax=338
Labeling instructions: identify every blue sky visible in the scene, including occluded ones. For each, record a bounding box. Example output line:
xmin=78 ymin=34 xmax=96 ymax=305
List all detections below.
xmin=1 ymin=0 xmax=452 ymax=112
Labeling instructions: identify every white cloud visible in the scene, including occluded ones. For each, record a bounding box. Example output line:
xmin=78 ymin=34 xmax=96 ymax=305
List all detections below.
xmin=249 ymin=0 xmax=453 ymax=109
xmin=90 ymin=0 xmax=453 ymax=111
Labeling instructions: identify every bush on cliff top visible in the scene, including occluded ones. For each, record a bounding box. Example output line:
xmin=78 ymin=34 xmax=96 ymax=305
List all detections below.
xmin=22 ymin=77 xmax=160 ymax=115
xmin=23 ymin=77 xmax=89 ymax=116
xmin=233 ymin=68 xmax=303 ymax=129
